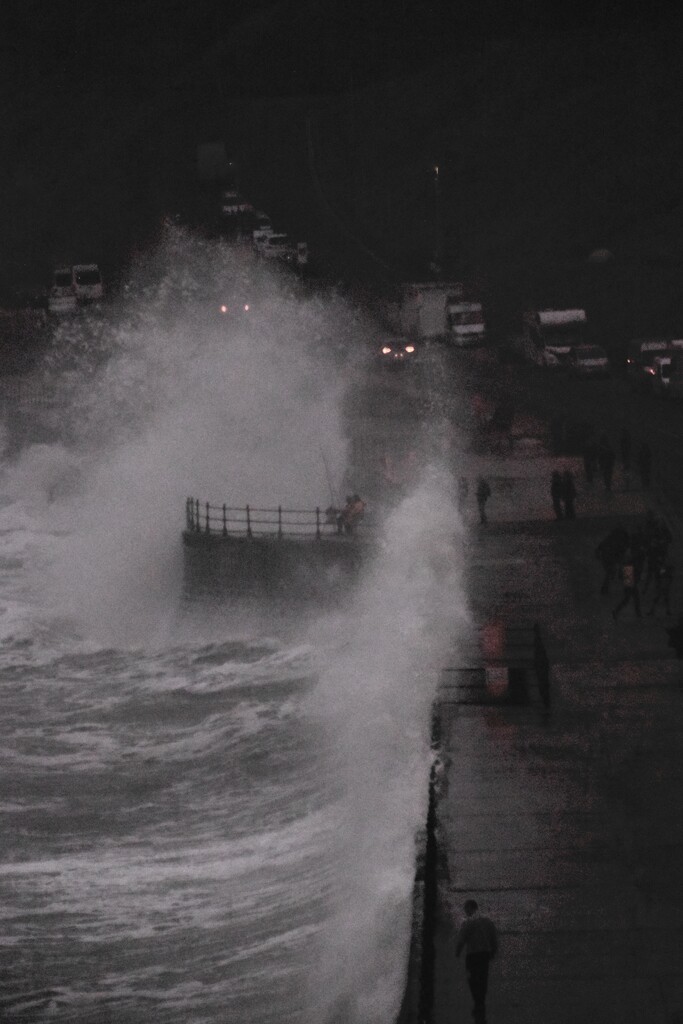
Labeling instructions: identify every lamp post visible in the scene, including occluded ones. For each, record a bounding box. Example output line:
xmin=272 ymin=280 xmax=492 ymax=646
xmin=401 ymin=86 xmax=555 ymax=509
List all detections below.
xmin=431 ymin=164 xmax=442 ymax=276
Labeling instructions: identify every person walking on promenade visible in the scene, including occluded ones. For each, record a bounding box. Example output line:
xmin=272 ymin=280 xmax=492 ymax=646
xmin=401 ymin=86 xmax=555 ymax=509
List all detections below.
xmin=612 ymin=551 xmax=642 ymax=620
xmin=476 ymin=476 xmax=492 ymax=525
xmin=533 ymin=622 xmax=551 ymax=712
xmin=595 ymin=526 xmax=630 ymax=595
xmin=455 ymin=899 xmax=499 ymax=1024
xmin=597 ymin=434 xmax=616 ymax=492
xmin=550 ymin=470 xmax=564 ymax=520
xmin=647 ymin=560 xmax=674 ymax=616
xmin=638 ymin=441 xmax=653 ymax=489
xmin=561 ymin=469 xmax=577 ymax=519
xmin=642 ymin=515 xmax=673 ymax=594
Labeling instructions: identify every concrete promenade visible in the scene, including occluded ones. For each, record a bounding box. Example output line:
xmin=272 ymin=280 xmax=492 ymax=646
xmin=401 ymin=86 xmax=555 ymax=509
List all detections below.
xmin=431 ymin=445 xmax=683 ymax=1024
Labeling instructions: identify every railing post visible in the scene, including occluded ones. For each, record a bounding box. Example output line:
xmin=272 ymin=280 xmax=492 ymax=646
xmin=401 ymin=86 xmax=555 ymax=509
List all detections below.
xmin=195 ymin=499 xmax=200 ymax=532
xmin=278 ymin=505 xmax=282 ymax=539
xmin=316 ymin=506 xmax=321 ymax=540
xmin=222 ymin=504 xmax=227 ymax=537
xmin=246 ymin=505 xmax=252 ymax=539
xmin=205 ymin=502 xmax=210 ymax=534
xmin=186 ymin=497 xmax=193 ymax=530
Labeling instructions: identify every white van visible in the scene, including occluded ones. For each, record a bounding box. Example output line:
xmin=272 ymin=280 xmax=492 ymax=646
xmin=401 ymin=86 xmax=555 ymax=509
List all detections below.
xmin=569 ymin=344 xmax=610 ymax=378
xmin=72 ymin=264 xmax=104 ymax=304
xmin=47 ymin=266 xmax=77 ymax=315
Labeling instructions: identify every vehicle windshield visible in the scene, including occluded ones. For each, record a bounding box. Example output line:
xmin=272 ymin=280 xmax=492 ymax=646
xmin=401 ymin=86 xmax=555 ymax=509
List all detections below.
xmin=54 ymin=272 xmax=72 ymax=287
xmin=450 ymin=310 xmax=484 ymax=325
xmin=75 ymin=269 xmax=101 ymax=285
xmin=544 ymin=324 xmax=586 ymax=346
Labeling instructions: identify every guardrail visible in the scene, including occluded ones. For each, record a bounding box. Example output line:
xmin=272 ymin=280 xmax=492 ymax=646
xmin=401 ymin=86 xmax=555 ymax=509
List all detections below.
xmin=185 ymin=498 xmax=341 ymax=540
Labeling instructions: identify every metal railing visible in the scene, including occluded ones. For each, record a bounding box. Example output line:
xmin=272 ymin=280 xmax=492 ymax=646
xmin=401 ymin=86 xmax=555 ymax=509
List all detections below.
xmin=185 ymin=498 xmax=342 ymax=540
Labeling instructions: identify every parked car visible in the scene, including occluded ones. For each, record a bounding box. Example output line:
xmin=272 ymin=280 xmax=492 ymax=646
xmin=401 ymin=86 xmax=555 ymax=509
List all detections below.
xmin=252 ymin=212 xmax=274 ymax=245
xmin=378 ymin=335 xmax=417 ymax=366
xmin=626 ymin=337 xmax=670 ymax=387
xmin=254 ymin=233 xmax=298 ymax=263
xmin=569 ymin=344 xmax=610 ymax=377
xmin=72 ymin=264 xmax=104 ymax=304
xmin=650 ymin=354 xmax=672 ymax=395
xmin=47 ymin=266 xmax=77 ymax=315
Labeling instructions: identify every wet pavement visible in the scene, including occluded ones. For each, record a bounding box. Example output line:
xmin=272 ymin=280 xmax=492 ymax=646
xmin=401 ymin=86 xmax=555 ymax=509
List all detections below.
xmin=431 ymin=445 xmax=683 ymax=1024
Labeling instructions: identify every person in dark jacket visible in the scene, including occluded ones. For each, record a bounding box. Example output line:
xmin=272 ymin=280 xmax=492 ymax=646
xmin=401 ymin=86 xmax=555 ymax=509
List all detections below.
xmin=595 ymin=526 xmax=630 ymax=595
xmin=647 ymin=561 xmax=674 ymax=616
xmin=455 ymin=899 xmax=499 ymax=1024
xmin=612 ymin=552 xmax=642 ymax=619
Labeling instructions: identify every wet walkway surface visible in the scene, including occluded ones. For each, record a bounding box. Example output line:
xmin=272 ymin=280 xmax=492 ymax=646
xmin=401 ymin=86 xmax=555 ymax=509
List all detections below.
xmin=432 ymin=449 xmax=683 ymax=1024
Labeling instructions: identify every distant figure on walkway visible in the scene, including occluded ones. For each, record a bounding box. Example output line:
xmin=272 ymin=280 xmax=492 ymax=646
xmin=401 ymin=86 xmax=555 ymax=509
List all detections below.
xmin=456 ymin=899 xmax=498 ymax=1023
xmin=561 ymin=469 xmax=577 ymax=520
xmin=550 ymin=470 xmax=564 ymax=520
xmin=597 ymin=434 xmax=616 ymax=492
xmin=647 ymin=561 xmax=674 ymax=617
xmin=582 ymin=434 xmax=598 ymax=485
xmin=642 ymin=514 xmax=673 ymax=593
xmin=612 ymin=552 xmax=642 ymax=620
xmin=533 ymin=622 xmax=551 ymax=711
xmin=595 ymin=526 xmax=630 ymax=595
xmin=476 ymin=477 xmax=491 ymax=525
xmin=337 ymin=494 xmax=365 ymax=535
xmin=638 ymin=441 xmax=653 ymax=489
xmin=458 ymin=476 xmax=469 ymax=516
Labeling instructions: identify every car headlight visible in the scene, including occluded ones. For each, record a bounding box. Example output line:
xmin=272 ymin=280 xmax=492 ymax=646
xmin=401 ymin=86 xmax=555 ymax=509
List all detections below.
xmin=405 ymin=345 xmax=415 ymax=353
xmin=382 ymin=346 xmax=392 ymax=355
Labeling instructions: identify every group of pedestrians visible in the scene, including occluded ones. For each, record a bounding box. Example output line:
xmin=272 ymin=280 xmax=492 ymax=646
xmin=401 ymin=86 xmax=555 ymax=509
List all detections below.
xmin=582 ymin=427 xmax=653 ymax=492
xmin=595 ymin=509 xmax=675 ymax=620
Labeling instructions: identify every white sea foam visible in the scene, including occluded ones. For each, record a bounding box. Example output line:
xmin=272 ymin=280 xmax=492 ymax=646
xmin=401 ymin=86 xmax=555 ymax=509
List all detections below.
xmin=0 ymin=227 xmax=471 ymax=1023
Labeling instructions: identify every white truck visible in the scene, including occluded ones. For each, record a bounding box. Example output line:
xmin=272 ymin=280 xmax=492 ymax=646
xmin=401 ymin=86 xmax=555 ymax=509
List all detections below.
xmin=520 ymin=308 xmax=588 ymax=367
xmin=399 ymin=282 xmax=485 ymax=344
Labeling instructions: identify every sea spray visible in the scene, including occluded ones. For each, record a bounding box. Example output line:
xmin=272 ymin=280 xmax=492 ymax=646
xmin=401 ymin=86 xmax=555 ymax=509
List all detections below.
xmin=305 ymin=468 xmax=469 ymax=1023
xmin=0 ymin=226 xmax=473 ymax=1023
xmin=8 ymin=226 xmax=369 ymax=644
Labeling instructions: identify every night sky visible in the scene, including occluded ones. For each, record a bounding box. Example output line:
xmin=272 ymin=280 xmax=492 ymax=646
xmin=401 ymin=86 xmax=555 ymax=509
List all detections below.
xmin=2 ymin=1 xmax=683 ymax=334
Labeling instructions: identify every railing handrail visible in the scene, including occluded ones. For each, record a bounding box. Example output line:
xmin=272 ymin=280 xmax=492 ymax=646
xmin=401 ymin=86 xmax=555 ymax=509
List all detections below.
xmin=185 ymin=497 xmax=346 ymax=540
